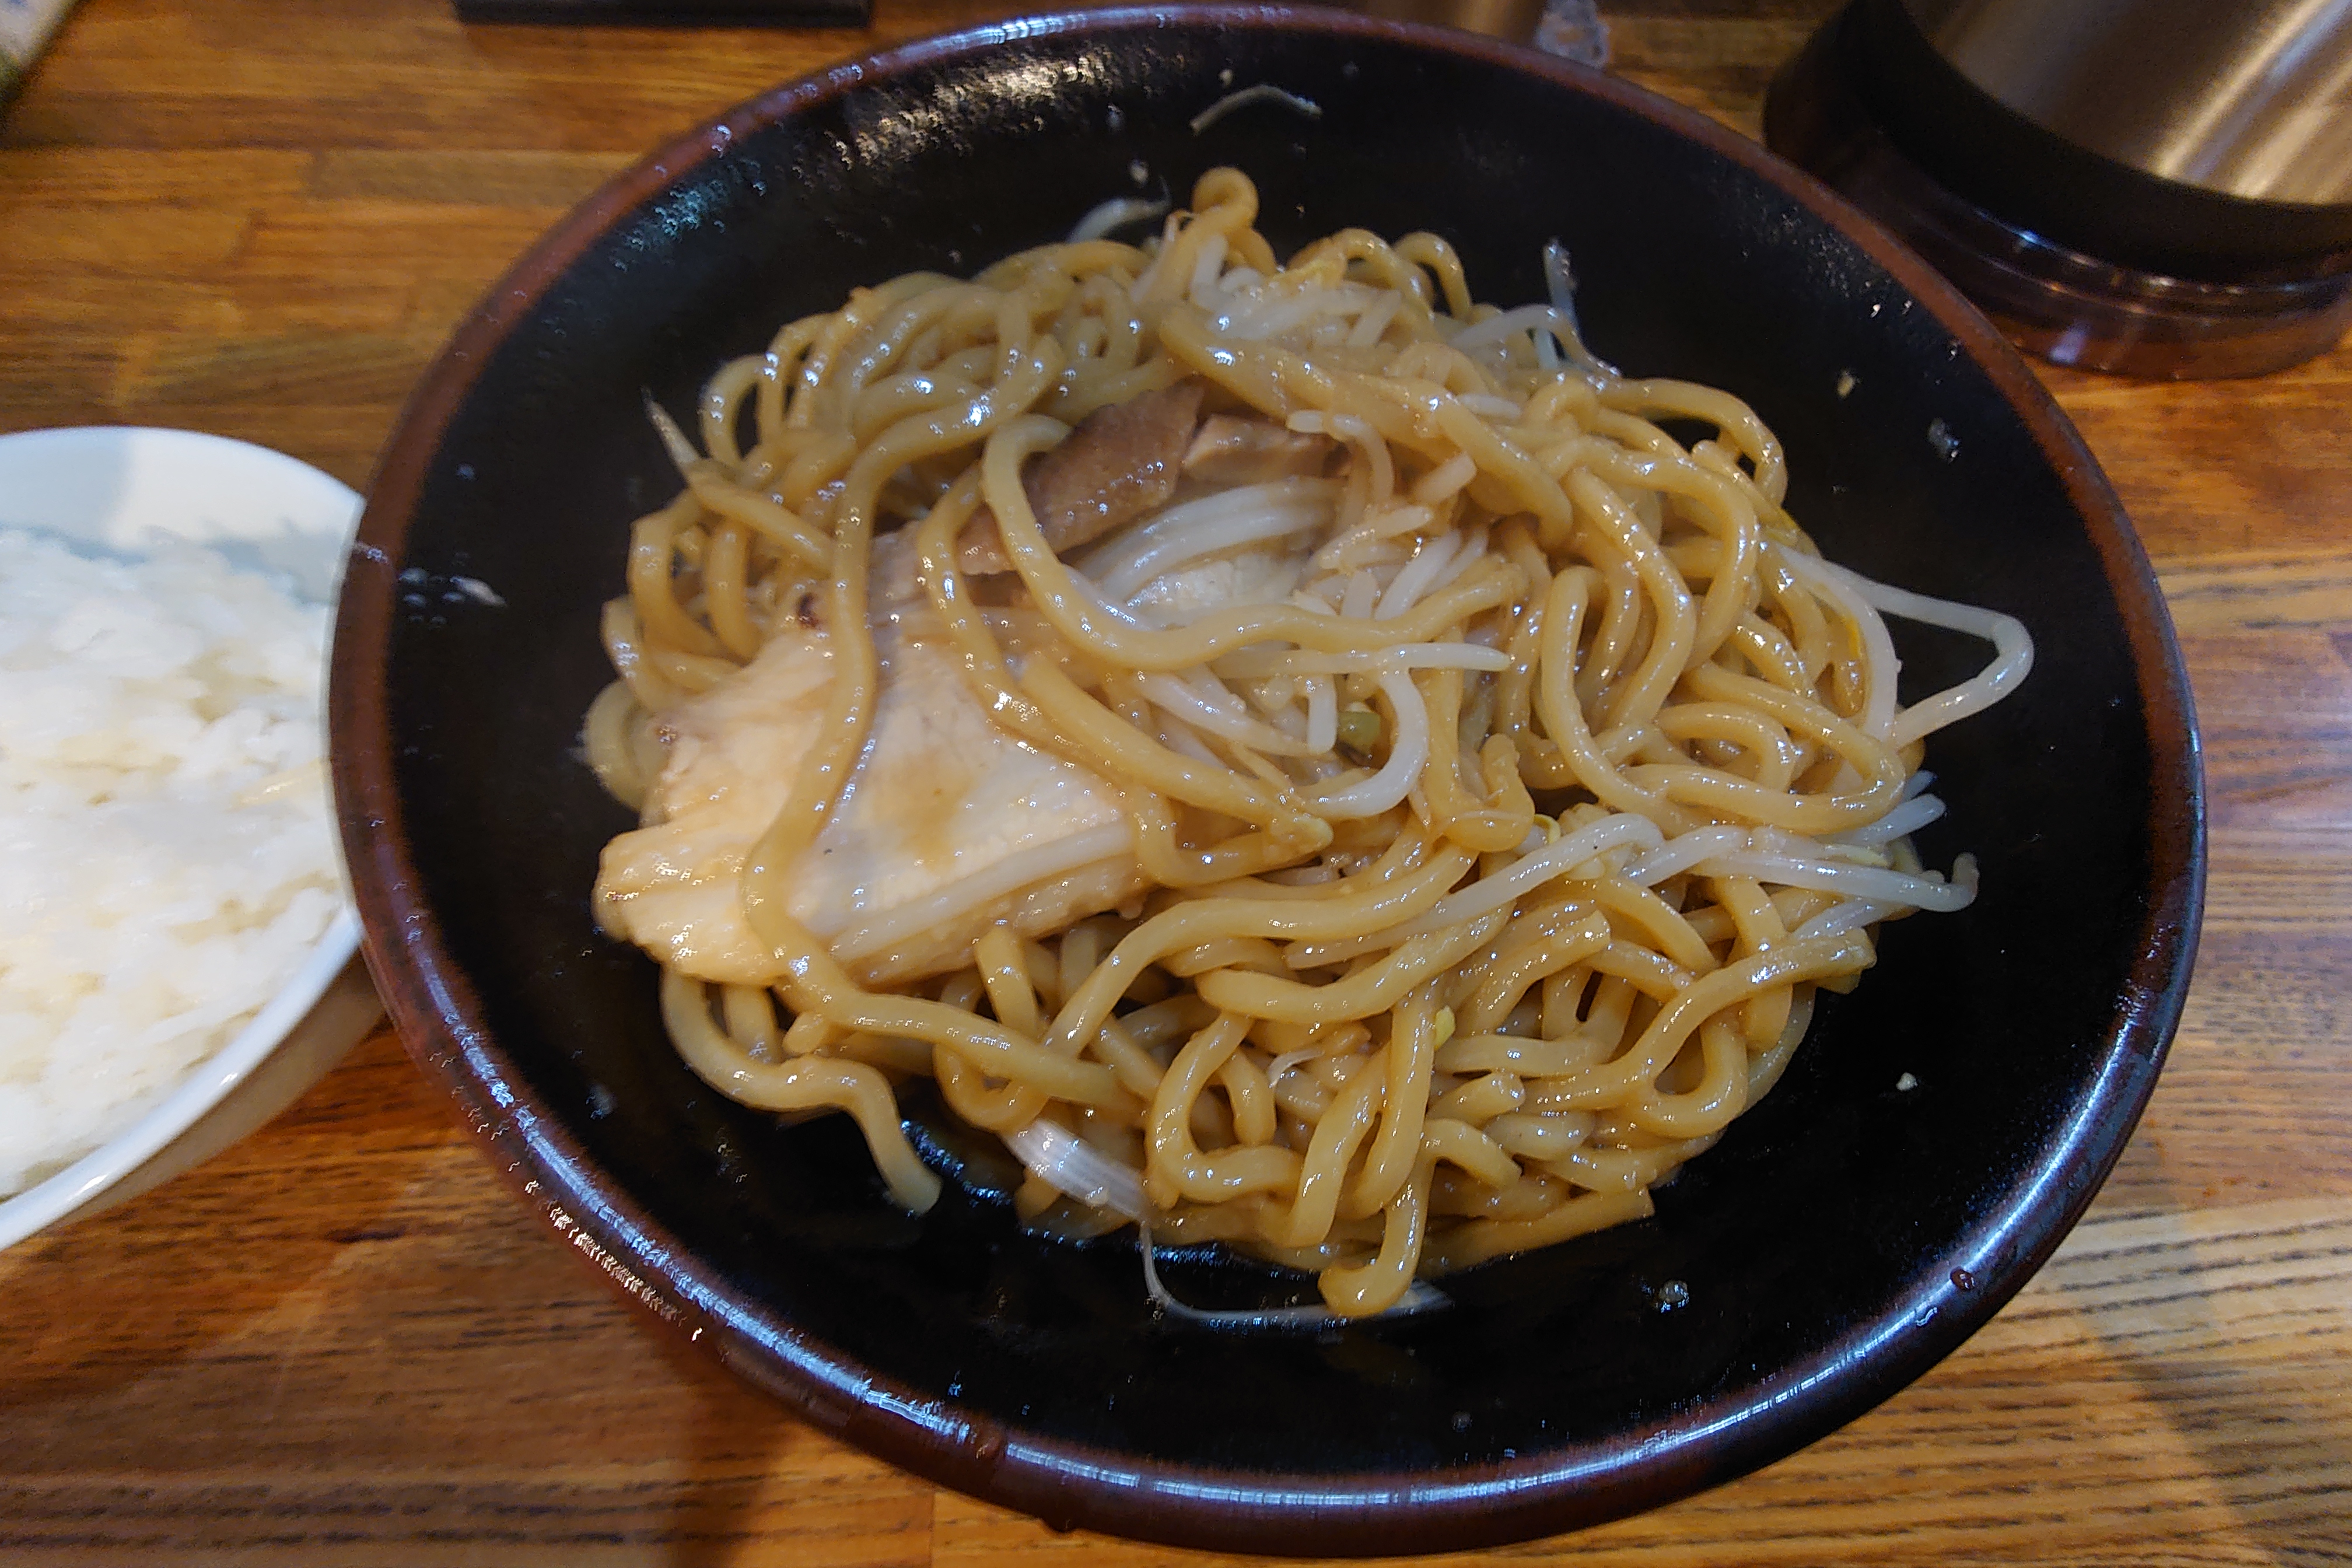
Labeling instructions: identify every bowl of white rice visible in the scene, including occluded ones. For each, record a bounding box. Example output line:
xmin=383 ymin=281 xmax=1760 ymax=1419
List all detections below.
xmin=0 ymin=425 xmax=381 ymax=1250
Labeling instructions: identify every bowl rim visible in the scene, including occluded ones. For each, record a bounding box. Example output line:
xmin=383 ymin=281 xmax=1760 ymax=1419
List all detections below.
xmin=330 ymin=6 xmax=2206 ymax=1553
xmin=0 ymin=425 xmax=365 ymax=1253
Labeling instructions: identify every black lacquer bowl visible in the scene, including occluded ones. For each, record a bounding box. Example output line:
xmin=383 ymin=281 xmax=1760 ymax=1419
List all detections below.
xmin=331 ymin=8 xmax=2203 ymax=1553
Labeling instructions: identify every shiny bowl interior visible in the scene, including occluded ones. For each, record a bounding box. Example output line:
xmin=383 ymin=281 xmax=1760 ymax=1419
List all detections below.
xmin=330 ymin=8 xmax=2203 ymax=1553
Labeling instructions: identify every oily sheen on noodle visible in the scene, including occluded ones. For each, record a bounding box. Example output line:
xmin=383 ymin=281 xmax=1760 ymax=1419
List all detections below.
xmin=584 ymin=169 xmax=2032 ymax=1320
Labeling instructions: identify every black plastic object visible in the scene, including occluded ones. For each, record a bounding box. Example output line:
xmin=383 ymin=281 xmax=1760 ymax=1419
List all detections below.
xmin=332 ymin=8 xmax=2203 ymax=1553
xmin=1767 ymin=1 xmax=2352 ymax=377
xmin=1843 ymin=0 xmax=2352 ymax=279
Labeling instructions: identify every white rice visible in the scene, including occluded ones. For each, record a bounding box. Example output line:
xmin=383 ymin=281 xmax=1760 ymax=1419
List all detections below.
xmin=0 ymin=527 xmax=340 ymax=1196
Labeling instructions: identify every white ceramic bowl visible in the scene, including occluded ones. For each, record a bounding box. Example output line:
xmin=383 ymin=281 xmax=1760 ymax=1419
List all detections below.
xmin=0 ymin=426 xmax=382 ymax=1250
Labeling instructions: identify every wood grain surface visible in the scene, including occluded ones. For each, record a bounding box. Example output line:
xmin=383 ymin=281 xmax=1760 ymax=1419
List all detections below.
xmin=4 ymin=1 xmax=2348 ymax=1562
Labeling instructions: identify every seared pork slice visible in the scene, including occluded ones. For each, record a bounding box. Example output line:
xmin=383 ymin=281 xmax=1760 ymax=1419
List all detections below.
xmin=595 ymin=624 xmax=1142 ymax=988
xmin=1181 ymin=415 xmax=1335 ymax=486
xmin=958 ymin=380 xmax=1205 ymax=575
xmin=598 ymin=379 xmax=1343 ymax=992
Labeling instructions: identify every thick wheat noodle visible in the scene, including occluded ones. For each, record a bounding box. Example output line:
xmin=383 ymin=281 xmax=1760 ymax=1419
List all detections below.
xmin=1330 ymin=987 xmax=1451 ymax=1217
xmin=586 ymin=169 xmax=2034 ymax=1320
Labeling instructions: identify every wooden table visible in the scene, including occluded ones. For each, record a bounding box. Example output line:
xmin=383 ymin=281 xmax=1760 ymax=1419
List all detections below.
xmin=4 ymin=1 xmax=2347 ymax=1560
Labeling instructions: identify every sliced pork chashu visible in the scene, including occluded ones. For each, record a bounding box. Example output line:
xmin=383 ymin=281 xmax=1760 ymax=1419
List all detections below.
xmin=595 ymin=624 xmax=1142 ymax=987
xmin=956 ymin=380 xmax=1205 ymax=575
xmin=596 ymin=382 xmax=1342 ymax=991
